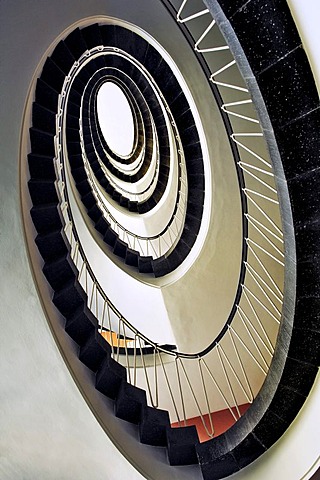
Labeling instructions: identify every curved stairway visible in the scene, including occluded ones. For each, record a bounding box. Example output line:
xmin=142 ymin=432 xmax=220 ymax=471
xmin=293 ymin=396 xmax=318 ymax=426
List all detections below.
xmin=26 ymin=2 xmax=320 ymax=480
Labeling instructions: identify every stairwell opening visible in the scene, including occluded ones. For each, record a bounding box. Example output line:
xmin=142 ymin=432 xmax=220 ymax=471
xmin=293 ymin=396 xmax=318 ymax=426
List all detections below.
xmin=97 ymin=81 xmax=135 ymax=157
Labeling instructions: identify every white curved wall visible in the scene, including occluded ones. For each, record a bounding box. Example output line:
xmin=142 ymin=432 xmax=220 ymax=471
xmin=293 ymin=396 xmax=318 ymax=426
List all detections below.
xmin=0 ymin=0 xmax=319 ymax=479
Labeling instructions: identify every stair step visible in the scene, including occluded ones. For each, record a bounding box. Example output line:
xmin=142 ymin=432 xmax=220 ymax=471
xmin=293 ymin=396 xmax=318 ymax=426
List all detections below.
xmin=81 ymin=191 xmax=96 ymax=210
xmin=166 ymin=250 xmax=184 ymax=271
xmin=104 ymin=228 xmax=118 ymax=248
xmin=119 ymin=196 xmax=129 ymax=209
xmin=65 ymin=304 xmax=98 ymax=346
xmin=28 ymin=153 xmax=56 ymax=180
xmin=72 ymin=165 xmax=87 ymax=183
xmin=88 ymin=204 xmax=101 ymax=223
xmin=95 ymin=217 xmax=109 ymax=236
xmin=66 ymin=126 xmax=80 ymax=143
xmin=113 ymin=238 xmax=127 ymax=259
xmin=41 ymin=57 xmax=66 ymax=93
xmin=43 ymin=253 xmax=77 ymax=290
xmin=76 ymin=178 xmax=91 ymax=196
xmin=115 ymin=381 xmax=147 ymax=424
xmin=125 ymin=248 xmax=140 ymax=267
xmin=152 ymin=257 xmax=170 ymax=278
xmin=66 ymin=140 xmax=82 ymax=156
xmin=166 ymin=425 xmax=199 ymax=466
xmin=139 ymin=405 xmax=170 ymax=446
xmin=50 ymin=40 xmax=75 ymax=74
xmin=68 ymin=154 xmax=83 ymax=171
xmin=28 ymin=179 xmax=58 ymax=205
xmin=81 ymin=23 xmax=103 ymax=49
xmin=66 ymin=113 xmax=80 ymax=130
xmin=128 ymin=201 xmax=138 ymax=213
xmin=138 ymin=256 xmax=154 ymax=274
xmin=35 ymin=78 xmax=59 ymax=112
xmin=32 ymin=103 xmax=56 ymax=134
xmin=30 ymin=203 xmax=62 ymax=234
xmin=64 ymin=27 xmax=88 ymax=60
xmin=96 ymin=355 xmax=127 ymax=400
xmin=30 ymin=128 xmax=55 ymax=156
xmin=53 ymin=278 xmax=87 ymax=318
xmin=35 ymin=229 xmax=69 ymax=262
xmin=79 ymin=330 xmax=111 ymax=372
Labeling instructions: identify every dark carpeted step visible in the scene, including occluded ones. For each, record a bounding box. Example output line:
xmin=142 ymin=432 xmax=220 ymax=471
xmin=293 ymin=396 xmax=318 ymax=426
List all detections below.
xmin=28 ymin=179 xmax=58 ymax=205
xmin=104 ymin=228 xmax=119 ymax=248
xmin=28 ymin=153 xmax=56 ymax=181
xmin=43 ymin=252 xmax=78 ymax=291
xmin=30 ymin=203 xmax=63 ymax=234
xmin=96 ymin=355 xmax=127 ymax=400
xmin=113 ymin=238 xmax=127 ymax=259
xmin=166 ymin=425 xmax=199 ymax=466
xmin=30 ymin=128 xmax=55 ymax=156
xmin=41 ymin=57 xmax=66 ymax=93
xmin=64 ymin=27 xmax=88 ymax=61
xmin=32 ymin=103 xmax=56 ymax=134
xmin=139 ymin=405 xmax=170 ymax=446
xmin=138 ymin=255 xmax=154 ymax=274
xmin=79 ymin=330 xmax=111 ymax=372
xmin=125 ymin=247 xmax=140 ymax=268
xmin=35 ymin=228 xmax=70 ymax=262
xmin=65 ymin=304 xmax=98 ymax=347
xmin=35 ymin=78 xmax=59 ymax=112
xmin=152 ymin=257 xmax=170 ymax=278
xmin=50 ymin=40 xmax=76 ymax=74
xmin=81 ymin=23 xmax=103 ymax=49
xmin=53 ymin=278 xmax=87 ymax=318
xmin=115 ymin=381 xmax=147 ymax=424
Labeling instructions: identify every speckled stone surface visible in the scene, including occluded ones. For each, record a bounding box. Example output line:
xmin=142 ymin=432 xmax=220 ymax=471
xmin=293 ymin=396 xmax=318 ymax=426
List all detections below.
xmin=228 ymin=0 xmax=301 ymax=75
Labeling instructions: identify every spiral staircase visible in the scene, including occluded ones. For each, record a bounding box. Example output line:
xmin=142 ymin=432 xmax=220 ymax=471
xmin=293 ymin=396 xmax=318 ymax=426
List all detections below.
xmin=1 ymin=1 xmax=319 ymax=479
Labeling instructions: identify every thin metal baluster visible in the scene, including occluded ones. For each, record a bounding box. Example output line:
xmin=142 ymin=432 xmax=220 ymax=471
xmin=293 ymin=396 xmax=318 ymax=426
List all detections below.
xmin=231 ymin=134 xmax=272 ymax=169
xmin=133 ymin=334 xmax=137 ymax=386
xmin=218 ymin=341 xmax=253 ymax=403
xmin=154 ymin=348 xmax=159 ymax=408
xmin=117 ymin=316 xmax=121 ymax=363
xmin=247 ymin=244 xmax=283 ymax=299
xmin=247 ymin=239 xmax=284 ymax=267
xmin=237 ymin=306 xmax=273 ymax=360
xmin=158 ymin=352 xmax=181 ymax=425
xmin=106 ymin=302 xmax=115 ymax=358
xmin=179 ymin=358 xmax=214 ymax=437
xmin=95 ymin=283 xmax=98 ymax=319
xmin=89 ymin=282 xmax=95 ymax=311
xmin=237 ymin=309 xmax=269 ymax=370
xmin=245 ymin=195 xmax=282 ymax=236
xmin=138 ymin=337 xmax=155 ymax=407
xmin=217 ymin=345 xmax=241 ymax=419
xmin=244 ymin=188 xmax=279 ymax=205
xmin=211 ymin=60 xmax=236 ymax=77
xmin=202 ymin=357 xmax=238 ymax=421
xmin=78 ymin=258 xmax=85 ymax=283
xmin=175 ymin=357 xmax=187 ymax=426
xmin=229 ymin=326 xmax=268 ymax=375
xmin=243 ymin=283 xmax=281 ymax=324
xmin=199 ymin=359 xmax=215 ymax=437
xmin=100 ymin=300 xmax=107 ymax=334
xmin=239 ymin=164 xmax=277 ymax=193
xmin=246 ymin=262 xmax=283 ymax=305
xmin=246 ymin=218 xmax=284 ymax=259
xmin=246 ymin=214 xmax=283 ymax=244
xmin=242 ymin=288 xmax=274 ymax=352
xmin=122 ymin=321 xmax=131 ymax=384
xmin=222 ymin=100 xmax=259 ymax=124
xmin=228 ymin=327 xmax=254 ymax=402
